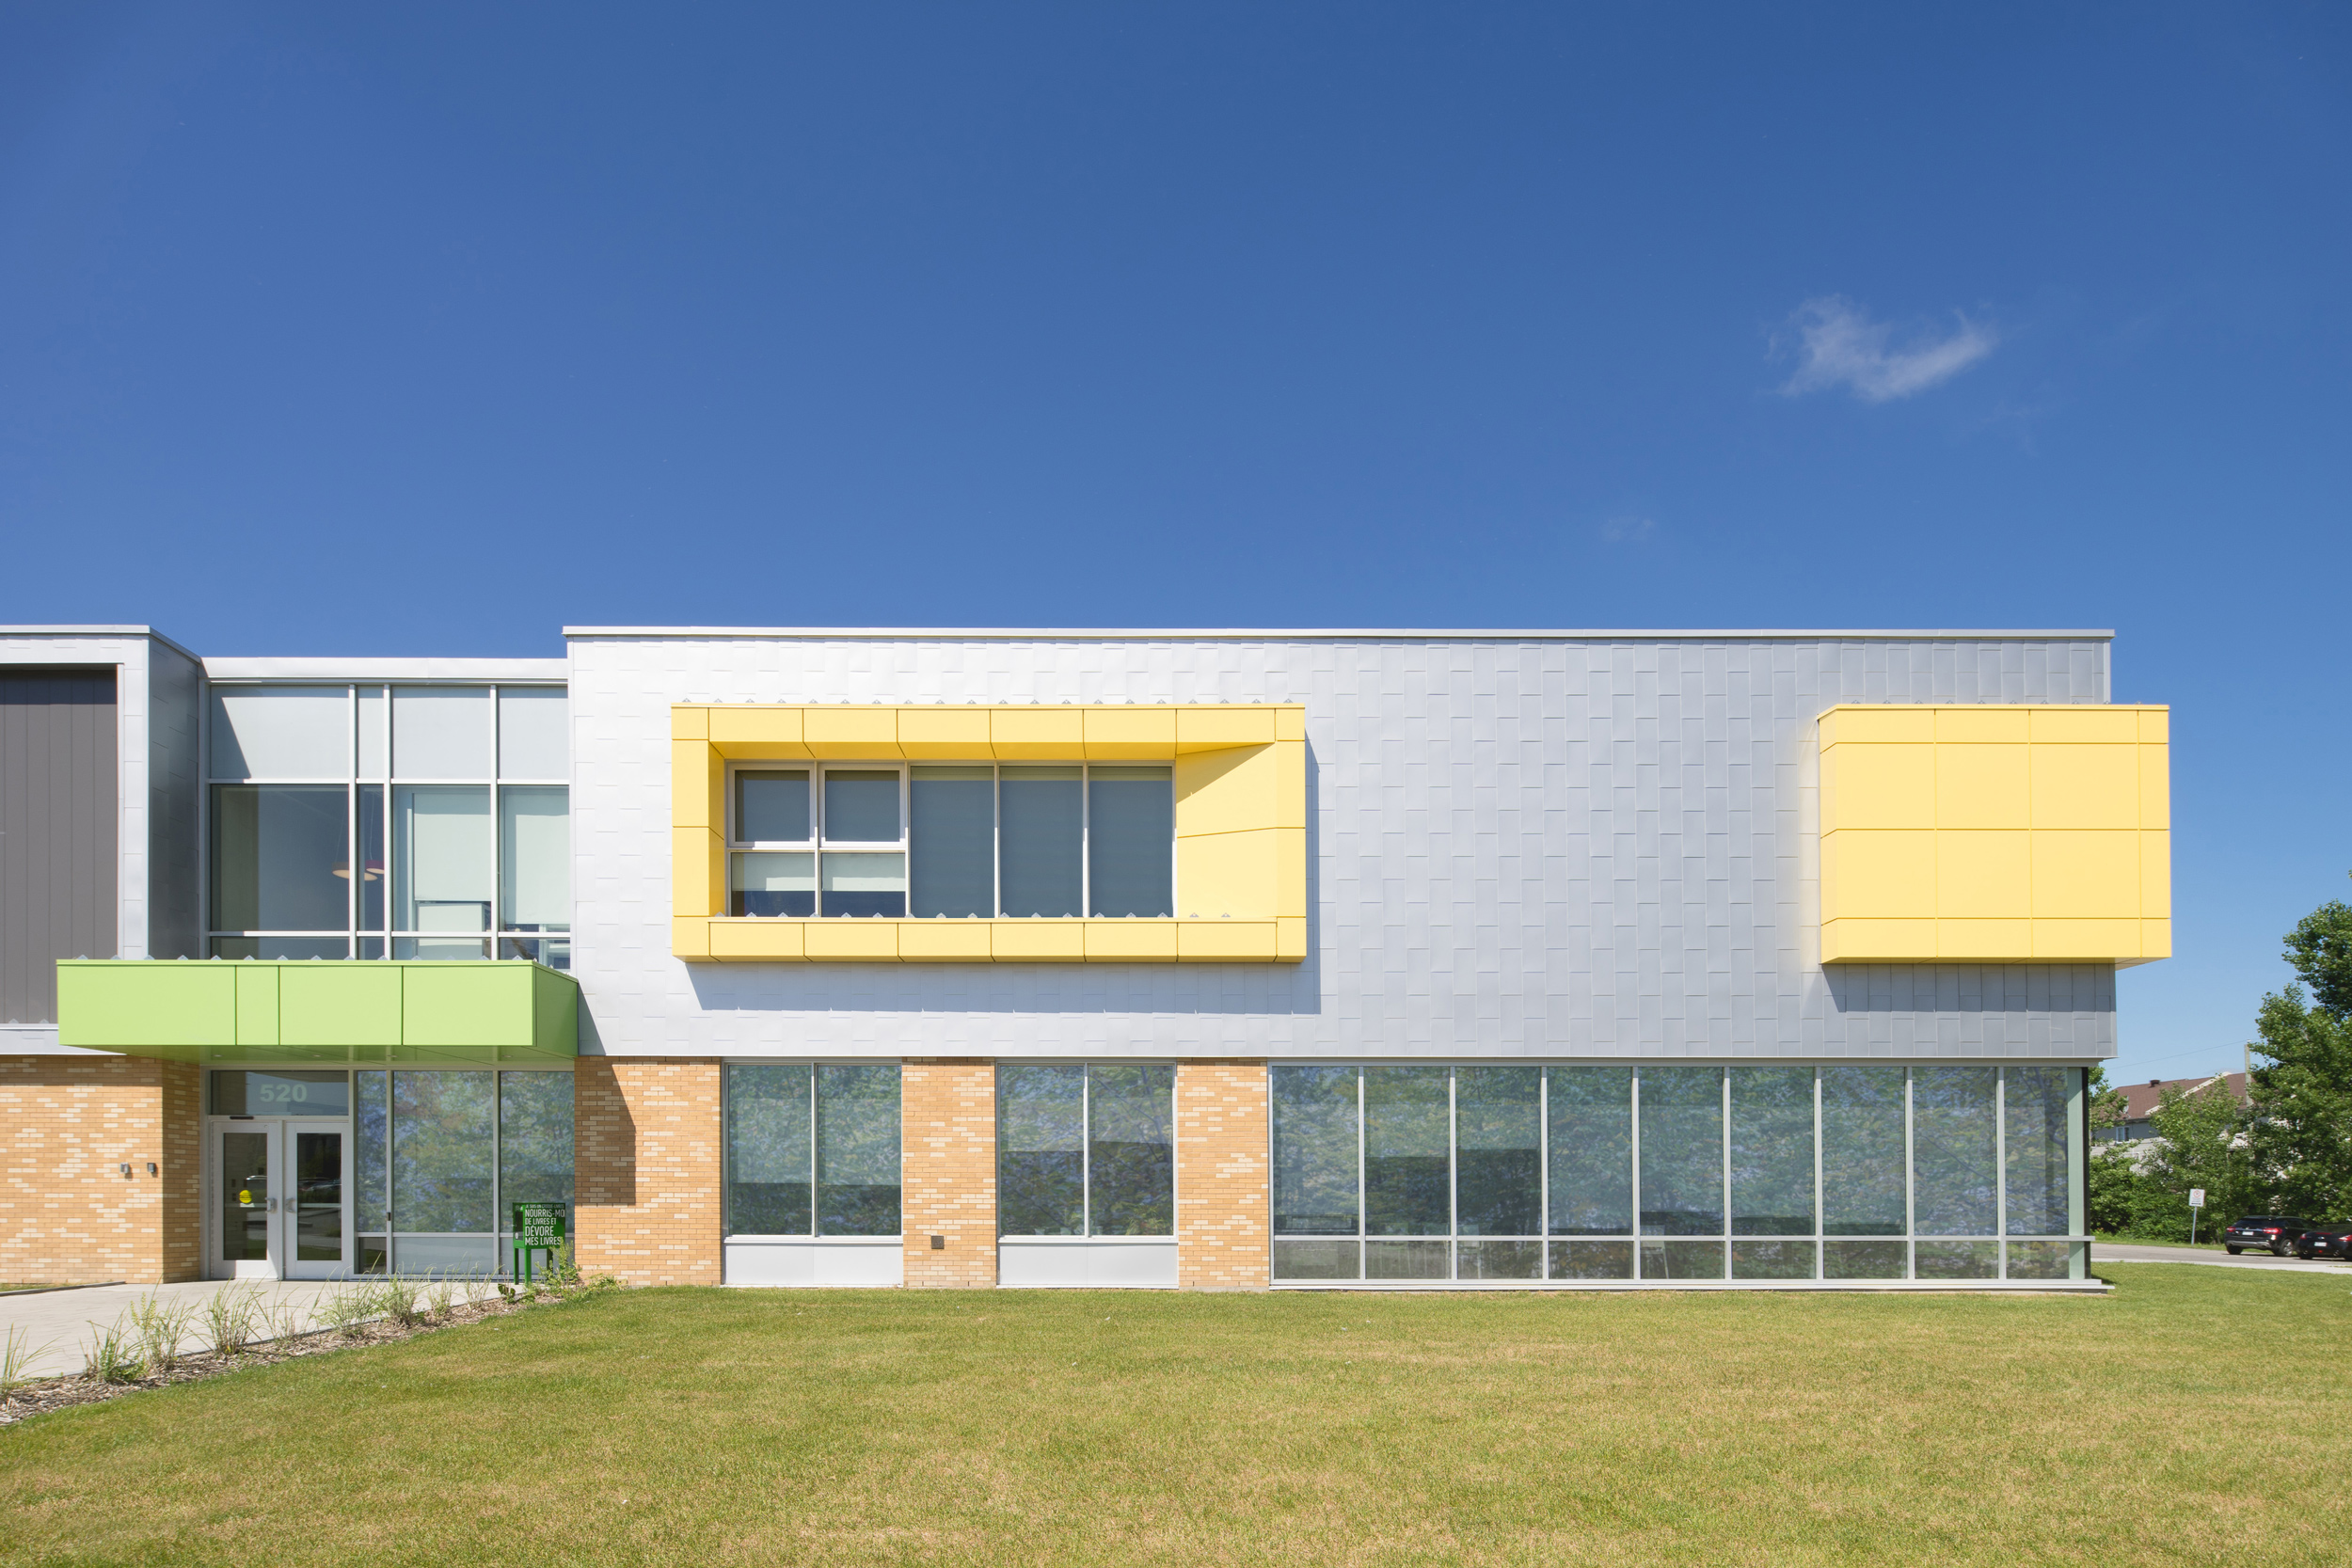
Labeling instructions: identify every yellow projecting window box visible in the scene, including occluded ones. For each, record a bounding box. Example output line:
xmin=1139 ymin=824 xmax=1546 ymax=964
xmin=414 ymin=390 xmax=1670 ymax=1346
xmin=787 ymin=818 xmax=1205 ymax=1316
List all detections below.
xmin=670 ymin=704 xmax=1307 ymax=963
xmin=1819 ymin=704 xmax=2169 ymax=966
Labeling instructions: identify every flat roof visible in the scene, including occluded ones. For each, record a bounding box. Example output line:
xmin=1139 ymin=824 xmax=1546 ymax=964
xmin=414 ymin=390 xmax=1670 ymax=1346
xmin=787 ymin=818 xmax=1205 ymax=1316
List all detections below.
xmin=564 ymin=626 xmax=2116 ymax=642
xmin=1 ymin=625 xmax=203 ymax=661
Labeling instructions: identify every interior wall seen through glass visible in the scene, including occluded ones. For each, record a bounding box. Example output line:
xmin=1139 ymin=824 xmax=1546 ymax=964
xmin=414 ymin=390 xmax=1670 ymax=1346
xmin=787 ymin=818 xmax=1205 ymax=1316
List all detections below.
xmin=209 ymin=686 xmax=350 ymax=781
xmin=496 ymin=689 xmax=568 ymax=781
xmin=500 ymin=786 xmax=570 ymax=931
xmin=732 ymin=852 xmax=815 ymax=918
xmin=210 ymin=1069 xmax=349 ymax=1117
xmin=998 ymin=768 xmax=1083 ymax=917
xmin=1088 ymin=768 xmax=1173 ymax=918
xmin=819 ymin=852 xmax=906 ymax=917
xmin=393 ymin=785 xmax=491 ymax=939
xmin=209 ymin=784 xmax=348 ymax=932
xmin=392 ymin=686 xmax=490 ymax=779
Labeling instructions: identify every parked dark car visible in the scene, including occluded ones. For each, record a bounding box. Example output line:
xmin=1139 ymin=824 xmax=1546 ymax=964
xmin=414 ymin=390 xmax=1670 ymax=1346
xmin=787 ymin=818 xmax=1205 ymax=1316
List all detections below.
xmin=2293 ymin=1225 xmax=2352 ymax=1261
xmin=2223 ymin=1215 xmax=2315 ymax=1256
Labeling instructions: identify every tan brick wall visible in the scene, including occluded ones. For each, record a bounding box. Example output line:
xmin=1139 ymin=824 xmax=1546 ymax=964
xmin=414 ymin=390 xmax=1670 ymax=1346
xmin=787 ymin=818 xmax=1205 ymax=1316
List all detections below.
xmin=1176 ymin=1060 xmax=1269 ymax=1291
xmin=0 ymin=1055 xmax=202 ymax=1285
xmin=574 ymin=1057 xmax=723 ymax=1286
xmin=901 ymin=1059 xmax=995 ymax=1288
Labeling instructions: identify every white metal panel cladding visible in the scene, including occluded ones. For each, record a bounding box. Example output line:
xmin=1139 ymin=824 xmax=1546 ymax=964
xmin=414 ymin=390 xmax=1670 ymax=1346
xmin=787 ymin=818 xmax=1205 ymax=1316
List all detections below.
xmin=566 ymin=634 xmax=2119 ymax=1060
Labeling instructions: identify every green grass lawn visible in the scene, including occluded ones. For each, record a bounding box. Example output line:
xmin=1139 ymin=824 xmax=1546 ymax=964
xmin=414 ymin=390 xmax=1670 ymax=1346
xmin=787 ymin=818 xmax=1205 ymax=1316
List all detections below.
xmin=4 ymin=1268 xmax=2345 ymax=1567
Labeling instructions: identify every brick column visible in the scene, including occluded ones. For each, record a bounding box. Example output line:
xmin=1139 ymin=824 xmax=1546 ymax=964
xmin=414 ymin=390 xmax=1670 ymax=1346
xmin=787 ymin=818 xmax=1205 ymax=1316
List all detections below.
xmin=574 ymin=1057 xmax=723 ymax=1286
xmin=0 ymin=1054 xmax=200 ymax=1285
xmin=1175 ymin=1060 xmax=1270 ymax=1291
xmin=901 ymin=1059 xmax=995 ymax=1288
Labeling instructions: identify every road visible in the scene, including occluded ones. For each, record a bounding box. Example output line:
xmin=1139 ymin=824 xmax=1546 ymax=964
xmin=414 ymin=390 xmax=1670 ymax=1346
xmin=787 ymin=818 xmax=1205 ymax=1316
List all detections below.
xmin=2093 ymin=1242 xmax=2352 ymax=1274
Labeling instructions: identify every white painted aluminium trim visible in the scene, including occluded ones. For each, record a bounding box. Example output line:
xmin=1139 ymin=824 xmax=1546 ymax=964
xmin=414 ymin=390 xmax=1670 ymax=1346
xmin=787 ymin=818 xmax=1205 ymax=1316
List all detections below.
xmin=566 ymin=626 xmax=2116 ymax=642
xmin=204 ymin=658 xmax=566 ymax=681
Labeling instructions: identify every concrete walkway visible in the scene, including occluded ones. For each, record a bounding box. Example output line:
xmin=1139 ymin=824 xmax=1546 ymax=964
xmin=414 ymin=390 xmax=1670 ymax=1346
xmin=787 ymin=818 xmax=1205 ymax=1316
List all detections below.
xmin=2094 ymin=1242 xmax=2352 ymax=1274
xmin=0 ymin=1279 xmax=353 ymax=1382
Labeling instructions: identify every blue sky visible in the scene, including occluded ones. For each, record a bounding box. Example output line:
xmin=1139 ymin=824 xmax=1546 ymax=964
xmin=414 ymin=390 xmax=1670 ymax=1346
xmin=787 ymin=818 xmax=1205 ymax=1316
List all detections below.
xmin=4 ymin=3 xmax=2347 ymax=1081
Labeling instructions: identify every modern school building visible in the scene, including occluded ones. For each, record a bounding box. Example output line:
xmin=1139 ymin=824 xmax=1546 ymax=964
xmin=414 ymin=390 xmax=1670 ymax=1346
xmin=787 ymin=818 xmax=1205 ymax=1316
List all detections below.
xmin=0 ymin=626 xmax=2167 ymax=1291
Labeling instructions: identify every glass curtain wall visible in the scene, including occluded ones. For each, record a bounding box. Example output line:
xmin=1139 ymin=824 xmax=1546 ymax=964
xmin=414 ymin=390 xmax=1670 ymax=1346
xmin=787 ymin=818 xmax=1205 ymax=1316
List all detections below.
xmin=207 ymin=684 xmax=570 ymax=964
xmin=1269 ymin=1064 xmax=2087 ymax=1284
xmin=997 ymin=1065 xmax=1176 ymax=1237
xmin=347 ymin=1069 xmax=574 ymax=1275
xmin=723 ymin=1065 xmax=903 ymax=1237
xmin=728 ymin=764 xmax=1173 ymax=920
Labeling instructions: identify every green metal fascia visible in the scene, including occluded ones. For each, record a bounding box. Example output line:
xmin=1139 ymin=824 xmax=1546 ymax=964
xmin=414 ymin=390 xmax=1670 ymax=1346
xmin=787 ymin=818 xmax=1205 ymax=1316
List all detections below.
xmin=55 ymin=959 xmax=580 ymax=1065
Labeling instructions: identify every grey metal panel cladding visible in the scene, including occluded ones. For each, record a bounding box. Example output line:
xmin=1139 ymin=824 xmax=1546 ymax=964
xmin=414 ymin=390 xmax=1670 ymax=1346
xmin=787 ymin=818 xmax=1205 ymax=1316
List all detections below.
xmin=570 ymin=635 xmax=2120 ymax=1059
xmin=145 ymin=645 xmax=202 ymax=960
xmin=0 ymin=669 xmax=118 ymax=1023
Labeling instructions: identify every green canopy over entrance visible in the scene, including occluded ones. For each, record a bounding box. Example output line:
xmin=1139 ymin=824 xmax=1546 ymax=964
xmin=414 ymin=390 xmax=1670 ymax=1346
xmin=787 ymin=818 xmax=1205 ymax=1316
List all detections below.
xmin=56 ymin=959 xmax=579 ymax=1064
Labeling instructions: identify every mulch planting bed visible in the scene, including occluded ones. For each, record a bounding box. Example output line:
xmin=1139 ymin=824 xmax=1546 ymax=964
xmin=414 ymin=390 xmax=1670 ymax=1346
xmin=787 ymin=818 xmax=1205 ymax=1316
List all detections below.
xmin=0 ymin=1290 xmax=549 ymax=1427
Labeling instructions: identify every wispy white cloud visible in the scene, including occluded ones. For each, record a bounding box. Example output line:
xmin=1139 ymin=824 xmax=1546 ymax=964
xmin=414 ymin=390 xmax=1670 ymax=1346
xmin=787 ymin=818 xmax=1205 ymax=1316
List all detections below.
xmin=1779 ymin=296 xmax=1996 ymax=403
xmin=1598 ymin=515 xmax=1656 ymax=544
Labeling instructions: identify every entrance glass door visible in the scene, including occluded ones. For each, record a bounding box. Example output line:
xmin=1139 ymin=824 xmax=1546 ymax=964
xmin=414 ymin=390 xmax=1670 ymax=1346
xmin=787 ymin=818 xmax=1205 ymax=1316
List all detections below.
xmin=212 ymin=1123 xmax=353 ymax=1279
xmin=217 ymin=1128 xmax=276 ymax=1278
xmin=287 ymin=1126 xmax=349 ymax=1279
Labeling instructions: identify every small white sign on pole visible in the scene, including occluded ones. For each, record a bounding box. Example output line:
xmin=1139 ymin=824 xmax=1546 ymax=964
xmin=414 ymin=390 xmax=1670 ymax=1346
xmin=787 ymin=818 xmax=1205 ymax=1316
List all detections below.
xmin=2188 ymin=1189 xmax=2206 ymax=1209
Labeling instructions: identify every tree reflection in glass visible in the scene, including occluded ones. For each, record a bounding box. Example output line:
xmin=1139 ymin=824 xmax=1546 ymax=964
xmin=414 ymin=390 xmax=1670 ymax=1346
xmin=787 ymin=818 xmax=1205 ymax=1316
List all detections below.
xmin=1454 ymin=1067 xmax=1538 ymax=1236
xmin=998 ymin=1065 xmax=1085 ymax=1235
xmin=1363 ymin=1067 xmax=1450 ymax=1235
xmin=1272 ymin=1066 xmax=1359 ymax=1235
xmin=1638 ymin=1066 xmax=1723 ymax=1236
xmin=1548 ymin=1068 xmax=1631 ymax=1235
xmin=1913 ymin=1067 xmax=1997 ymax=1235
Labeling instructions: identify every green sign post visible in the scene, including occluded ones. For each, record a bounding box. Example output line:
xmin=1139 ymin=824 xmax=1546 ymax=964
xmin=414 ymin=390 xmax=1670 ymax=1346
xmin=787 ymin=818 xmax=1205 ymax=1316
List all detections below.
xmin=510 ymin=1201 xmax=567 ymax=1282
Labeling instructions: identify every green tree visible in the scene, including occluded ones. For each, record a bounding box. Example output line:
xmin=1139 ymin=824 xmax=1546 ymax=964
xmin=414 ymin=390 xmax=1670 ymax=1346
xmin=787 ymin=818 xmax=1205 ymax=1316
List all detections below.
xmin=2139 ymin=1077 xmax=2252 ymax=1238
xmin=2246 ymin=889 xmax=2352 ymax=1221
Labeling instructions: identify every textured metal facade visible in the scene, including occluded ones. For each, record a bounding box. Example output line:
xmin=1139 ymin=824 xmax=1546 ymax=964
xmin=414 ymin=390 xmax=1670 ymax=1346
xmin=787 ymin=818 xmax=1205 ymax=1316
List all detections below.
xmin=568 ymin=633 xmax=2119 ymax=1062
xmin=0 ymin=668 xmax=118 ymax=1025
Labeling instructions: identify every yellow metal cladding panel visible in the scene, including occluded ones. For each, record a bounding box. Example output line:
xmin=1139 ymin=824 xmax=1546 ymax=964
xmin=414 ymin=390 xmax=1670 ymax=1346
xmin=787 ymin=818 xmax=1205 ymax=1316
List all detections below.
xmin=2030 ymin=707 xmax=2139 ymax=744
xmin=2138 ymin=745 xmax=2169 ymax=830
xmin=2030 ymin=831 xmax=2140 ymax=919
xmin=2033 ymin=918 xmax=2143 ymax=960
xmin=707 ymin=706 xmax=806 ymax=752
xmin=1934 ymin=745 xmax=2029 ymax=830
xmin=1934 ymin=831 xmax=2030 ymax=919
xmin=990 ymin=707 xmax=1087 ymax=758
xmin=1178 ymin=921 xmax=1279 ymax=961
xmin=898 ymin=707 xmax=993 ymax=758
xmin=1177 ymin=829 xmax=1281 ymax=919
xmin=803 ymin=707 xmax=900 ymax=758
xmin=991 ymin=921 xmax=1086 ymax=961
xmin=1820 ymin=918 xmax=1936 ymax=962
xmin=1274 ymin=705 xmax=1307 ymax=741
xmin=1821 ymin=830 xmax=1936 ymax=920
xmin=1177 ymin=707 xmax=1279 ymax=752
xmin=709 ymin=921 xmax=804 ymax=961
xmin=1936 ymin=919 xmax=2034 ymax=959
xmin=672 ymin=918 xmax=714 ymax=959
xmin=804 ymin=922 xmax=899 ymax=960
xmin=1822 ymin=742 xmax=1935 ymax=831
xmin=2031 ymin=745 xmax=2140 ymax=830
xmin=898 ymin=922 xmax=995 ymax=961
xmin=672 ymin=705 xmax=709 ymax=740
xmin=1083 ymin=706 xmax=1179 ymax=758
xmin=2141 ymin=831 xmax=2171 ymax=917
xmin=673 ymin=828 xmax=723 ymax=919
xmin=1174 ymin=745 xmax=1279 ymax=839
xmin=1934 ymin=707 xmax=2028 ymax=743
xmin=1085 ymin=921 xmax=1181 ymax=960
xmin=1818 ymin=704 xmax=2169 ymax=964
